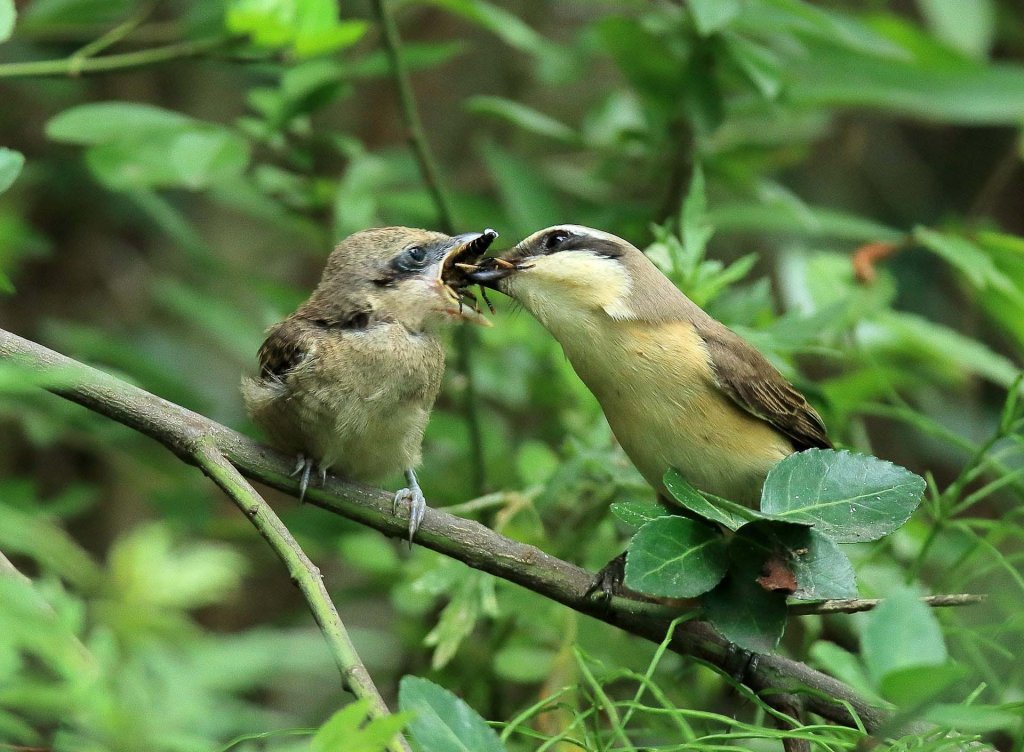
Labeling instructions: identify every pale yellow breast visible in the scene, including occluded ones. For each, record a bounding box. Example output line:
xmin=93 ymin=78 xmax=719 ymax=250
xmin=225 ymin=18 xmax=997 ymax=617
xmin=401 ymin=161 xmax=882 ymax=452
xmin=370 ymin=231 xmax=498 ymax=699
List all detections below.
xmin=561 ymin=319 xmax=793 ymax=506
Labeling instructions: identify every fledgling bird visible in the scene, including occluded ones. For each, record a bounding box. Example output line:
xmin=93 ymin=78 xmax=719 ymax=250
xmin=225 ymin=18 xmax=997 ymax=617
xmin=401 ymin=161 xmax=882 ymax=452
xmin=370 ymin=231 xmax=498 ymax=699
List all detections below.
xmin=468 ymin=225 xmax=830 ymax=508
xmin=243 ymin=227 xmax=497 ymax=540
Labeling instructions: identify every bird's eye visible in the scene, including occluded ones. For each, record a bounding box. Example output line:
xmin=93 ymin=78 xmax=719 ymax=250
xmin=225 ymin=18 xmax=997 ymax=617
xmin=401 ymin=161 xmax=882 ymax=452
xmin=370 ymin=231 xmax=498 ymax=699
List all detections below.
xmin=405 ymin=246 xmax=427 ymax=264
xmin=543 ymin=231 xmax=571 ymax=252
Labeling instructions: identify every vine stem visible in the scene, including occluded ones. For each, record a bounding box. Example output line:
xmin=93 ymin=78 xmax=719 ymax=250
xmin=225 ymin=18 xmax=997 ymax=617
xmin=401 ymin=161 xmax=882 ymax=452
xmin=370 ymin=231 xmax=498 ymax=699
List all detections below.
xmin=193 ymin=441 xmax=411 ymax=752
xmin=370 ymin=0 xmax=488 ymax=494
xmin=0 ymin=36 xmax=235 ymax=78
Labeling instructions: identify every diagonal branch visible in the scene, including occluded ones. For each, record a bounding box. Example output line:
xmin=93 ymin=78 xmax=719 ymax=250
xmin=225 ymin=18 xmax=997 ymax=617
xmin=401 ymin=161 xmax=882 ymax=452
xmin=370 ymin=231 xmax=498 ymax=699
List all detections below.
xmin=193 ymin=441 xmax=410 ymax=752
xmin=0 ymin=327 xmax=915 ymax=735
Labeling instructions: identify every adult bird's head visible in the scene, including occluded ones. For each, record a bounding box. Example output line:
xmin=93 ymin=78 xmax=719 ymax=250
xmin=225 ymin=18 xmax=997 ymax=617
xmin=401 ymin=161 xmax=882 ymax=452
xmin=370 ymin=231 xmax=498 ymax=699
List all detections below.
xmin=304 ymin=226 xmax=498 ymax=331
xmin=466 ymin=225 xmax=694 ymax=330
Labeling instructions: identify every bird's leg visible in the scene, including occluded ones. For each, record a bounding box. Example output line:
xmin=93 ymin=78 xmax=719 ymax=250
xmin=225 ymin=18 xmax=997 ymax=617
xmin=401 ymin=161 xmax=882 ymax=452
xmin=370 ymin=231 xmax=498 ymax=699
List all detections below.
xmin=289 ymin=455 xmax=315 ymax=503
xmin=393 ymin=468 xmax=428 ymax=544
xmin=585 ymin=551 xmax=628 ymax=602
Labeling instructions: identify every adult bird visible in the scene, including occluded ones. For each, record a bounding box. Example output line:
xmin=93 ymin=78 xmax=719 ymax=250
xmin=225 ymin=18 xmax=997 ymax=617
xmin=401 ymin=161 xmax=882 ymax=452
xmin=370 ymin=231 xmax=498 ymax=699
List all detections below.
xmin=467 ymin=225 xmax=830 ymax=509
xmin=243 ymin=226 xmax=497 ymax=540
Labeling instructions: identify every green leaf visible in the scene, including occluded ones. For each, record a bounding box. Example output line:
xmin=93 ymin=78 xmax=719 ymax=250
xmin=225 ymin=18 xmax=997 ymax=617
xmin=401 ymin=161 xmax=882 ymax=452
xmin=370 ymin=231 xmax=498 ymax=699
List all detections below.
xmin=226 ymin=0 xmax=367 ymax=57
xmin=878 ymin=663 xmax=966 ymax=709
xmin=731 ymin=521 xmax=857 ymax=601
xmin=809 ymin=642 xmax=883 ymax=703
xmin=723 ymin=33 xmax=783 ymax=99
xmin=0 ymin=0 xmax=14 ymax=42
xmin=760 ymin=449 xmax=925 ymax=543
xmin=862 ymin=589 xmax=947 ymax=686
xmin=399 ymin=675 xmax=505 ymax=752
xmin=609 ymin=501 xmax=667 ymax=529
xmin=0 ymin=147 xmax=25 ymax=194
xmin=873 ymin=310 xmax=1021 ymax=389
xmin=702 ymin=572 xmax=788 ymax=653
xmin=687 ymin=0 xmax=741 ymax=36
xmin=916 ymin=0 xmax=996 ymax=60
xmin=311 ymin=700 xmax=410 ymax=752
xmin=710 ymin=201 xmax=902 ymax=243
xmin=46 ymin=102 xmax=193 ymax=145
xmin=913 ymin=226 xmax=1021 ymax=298
xmin=663 ymin=469 xmax=748 ymax=530
xmin=466 ymin=96 xmax=577 ymax=143
xmin=624 ymin=517 xmax=727 ymax=598
xmin=84 ymin=127 xmax=249 ymax=191
xmin=789 ymin=40 xmax=1024 ymax=125
xmin=923 ymin=703 xmax=1023 ymax=734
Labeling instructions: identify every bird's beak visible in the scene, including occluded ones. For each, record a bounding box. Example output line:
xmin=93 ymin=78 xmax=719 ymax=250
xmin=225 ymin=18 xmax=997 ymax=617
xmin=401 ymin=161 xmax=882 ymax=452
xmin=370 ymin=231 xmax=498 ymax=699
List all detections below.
xmin=439 ymin=229 xmax=499 ymax=283
xmin=438 ymin=229 xmax=499 ymax=325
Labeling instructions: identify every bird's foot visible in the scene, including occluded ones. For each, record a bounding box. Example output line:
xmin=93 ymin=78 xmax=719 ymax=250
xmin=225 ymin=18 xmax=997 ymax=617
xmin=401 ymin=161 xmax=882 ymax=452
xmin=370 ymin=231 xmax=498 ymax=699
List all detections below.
xmin=393 ymin=469 xmax=427 ymax=544
xmin=289 ymin=455 xmax=327 ymax=503
xmin=724 ymin=642 xmax=759 ymax=683
xmin=585 ymin=552 xmax=628 ymax=603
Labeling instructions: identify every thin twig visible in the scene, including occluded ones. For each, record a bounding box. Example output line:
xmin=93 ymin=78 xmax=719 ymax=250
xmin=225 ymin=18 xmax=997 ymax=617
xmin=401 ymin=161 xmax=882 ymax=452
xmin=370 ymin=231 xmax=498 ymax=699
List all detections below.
xmin=0 ymin=327 xmax=917 ymax=735
xmin=0 ymin=36 xmax=236 ymax=78
xmin=371 ymin=0 xmax=488 ymax=494
xmin=789 ymin=593 xmax=986 ymax=616
xmin=192 ymin=441 xmax=411 ymax=752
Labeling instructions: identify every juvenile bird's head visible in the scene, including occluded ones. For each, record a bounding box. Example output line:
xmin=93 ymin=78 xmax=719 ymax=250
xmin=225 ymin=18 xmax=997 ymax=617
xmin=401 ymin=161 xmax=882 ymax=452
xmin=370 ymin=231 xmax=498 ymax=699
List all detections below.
xmin=468 ymin=225 xmax=694 ymax=329
xmin=304 ymin=226 xmax=497 ymax=332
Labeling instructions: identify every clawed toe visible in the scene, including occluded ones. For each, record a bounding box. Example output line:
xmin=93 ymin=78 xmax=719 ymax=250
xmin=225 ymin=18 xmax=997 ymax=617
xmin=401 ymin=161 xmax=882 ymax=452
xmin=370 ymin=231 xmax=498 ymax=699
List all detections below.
xmin=393 ymin=469 xmax=428 ymax=543
xmin=289 ymin=455 xmax=328 ymax=503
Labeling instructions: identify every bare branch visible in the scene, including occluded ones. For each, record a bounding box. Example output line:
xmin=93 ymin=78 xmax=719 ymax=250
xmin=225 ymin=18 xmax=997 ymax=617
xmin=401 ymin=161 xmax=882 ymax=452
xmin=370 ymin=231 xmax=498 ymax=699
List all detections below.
xmin=789 ymin=593 xmax=985 ymax=616
xmin=0 ymin=327 xmax=913 ymax=735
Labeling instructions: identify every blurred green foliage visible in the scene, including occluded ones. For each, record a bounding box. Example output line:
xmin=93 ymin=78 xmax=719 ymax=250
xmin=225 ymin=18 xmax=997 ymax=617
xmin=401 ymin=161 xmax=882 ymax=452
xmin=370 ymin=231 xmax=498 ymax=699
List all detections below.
xmin=1 ymin=0 xmax=1024 ymax=749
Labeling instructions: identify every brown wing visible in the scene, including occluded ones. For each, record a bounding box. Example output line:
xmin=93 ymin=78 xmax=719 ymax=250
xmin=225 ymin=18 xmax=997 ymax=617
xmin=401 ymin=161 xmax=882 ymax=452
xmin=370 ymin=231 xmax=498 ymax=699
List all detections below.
xmin=697 ymin=321 xmax=831 ymax=451
xmin=257 ymin=318 xmax=321 ymax=382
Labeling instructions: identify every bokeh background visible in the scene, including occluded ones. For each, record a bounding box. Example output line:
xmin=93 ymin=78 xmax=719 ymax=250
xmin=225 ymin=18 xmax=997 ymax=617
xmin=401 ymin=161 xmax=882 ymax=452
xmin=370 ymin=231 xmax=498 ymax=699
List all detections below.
xmin=1 ymin=0 xmax=1023 ymax=749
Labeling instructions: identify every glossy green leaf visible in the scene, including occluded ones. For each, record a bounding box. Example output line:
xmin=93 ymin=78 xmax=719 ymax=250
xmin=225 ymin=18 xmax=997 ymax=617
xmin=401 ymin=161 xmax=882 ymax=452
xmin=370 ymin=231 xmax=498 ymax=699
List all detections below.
xmin=862 ymin=589 xmax=947 ymax=685
xmin=761 ymin=449 xmax=925 ymax=543
xmin=731 ymin=520 xmax=857 ymax=600
xmin=609 ymin=500 xmax=668 ymax=529
xmin=46 ymin=103 xmax=193 ymax=145
xmin=702 ymin=573 xmax=788 ymax=653
xmin=624 ymin=517 xmax=727 ymax=598
xmin=663 ymin=469 xmax=749 ymax=530
xmin=0 ymin=147 xmax=24 ymax=194
xmin=0 ymin=0 xmax=14 ymax=42
xmin=399 ymin=675 xmax=505 ymax=752
xmin=687 ymin=0 xmax=741 ymax=36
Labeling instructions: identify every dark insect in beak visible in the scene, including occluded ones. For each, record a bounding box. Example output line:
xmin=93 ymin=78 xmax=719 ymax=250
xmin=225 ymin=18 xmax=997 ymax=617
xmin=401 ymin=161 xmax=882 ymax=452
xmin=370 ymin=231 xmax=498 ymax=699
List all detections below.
xmin=440 ymin=229 xmax=500 ymax=314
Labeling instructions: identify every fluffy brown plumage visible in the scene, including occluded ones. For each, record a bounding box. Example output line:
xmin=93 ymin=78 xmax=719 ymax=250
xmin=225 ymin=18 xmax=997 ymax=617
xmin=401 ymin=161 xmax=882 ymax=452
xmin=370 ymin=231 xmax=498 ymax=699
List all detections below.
xmin=243 ymin=227 xmax=496 ymax=538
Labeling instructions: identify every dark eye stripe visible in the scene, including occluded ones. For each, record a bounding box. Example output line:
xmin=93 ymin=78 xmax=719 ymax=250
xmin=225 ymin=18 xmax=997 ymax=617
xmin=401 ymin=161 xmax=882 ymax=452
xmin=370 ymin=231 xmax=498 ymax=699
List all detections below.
xmin=539 ymin=233 xmax=622 ymax=259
